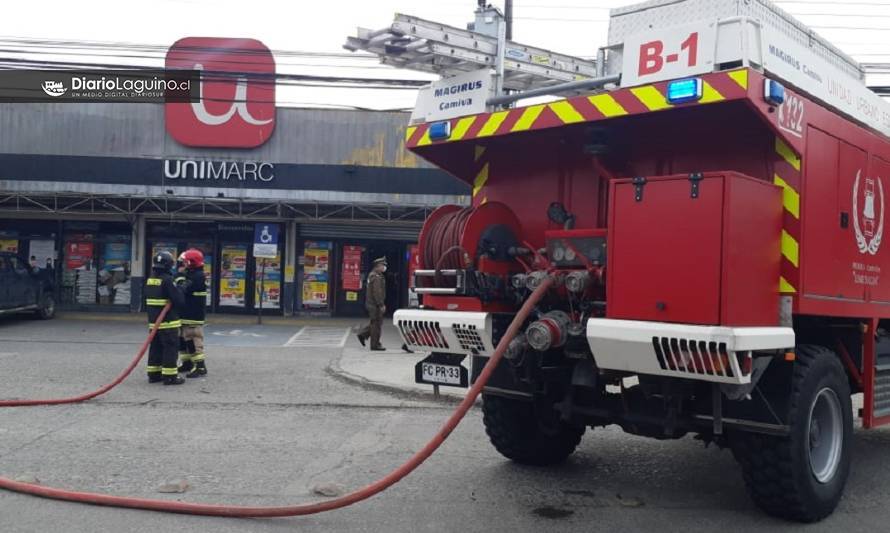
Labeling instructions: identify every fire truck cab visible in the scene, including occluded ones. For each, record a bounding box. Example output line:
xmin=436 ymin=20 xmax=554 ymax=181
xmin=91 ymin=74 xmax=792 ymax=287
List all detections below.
xmin=385 ymin=0 xmax=890 ymax=522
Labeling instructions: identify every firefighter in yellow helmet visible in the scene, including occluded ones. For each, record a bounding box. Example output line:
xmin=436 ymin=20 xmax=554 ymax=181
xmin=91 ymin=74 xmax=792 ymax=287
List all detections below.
xmin=144 ymin=251 xmax=186 ymax=385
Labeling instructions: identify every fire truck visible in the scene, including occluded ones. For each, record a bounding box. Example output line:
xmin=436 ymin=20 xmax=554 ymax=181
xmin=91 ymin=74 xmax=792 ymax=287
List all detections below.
xmin=349 ymin=0 xmax=890 ymax=522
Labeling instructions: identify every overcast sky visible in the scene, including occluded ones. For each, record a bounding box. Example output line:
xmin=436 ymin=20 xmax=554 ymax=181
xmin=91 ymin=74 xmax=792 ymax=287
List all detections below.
xmin=3 ymin=0 xmax=890 ymax=109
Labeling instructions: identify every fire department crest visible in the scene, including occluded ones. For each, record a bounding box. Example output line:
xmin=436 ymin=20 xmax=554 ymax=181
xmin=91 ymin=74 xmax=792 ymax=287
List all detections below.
xmin=853 ymin=170 xmax=884 ymax=255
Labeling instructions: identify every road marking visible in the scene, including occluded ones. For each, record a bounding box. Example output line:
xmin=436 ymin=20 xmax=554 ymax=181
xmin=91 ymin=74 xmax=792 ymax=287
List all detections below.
xmin=212 ymin=329 xmax=266 ymax=338
xmin=284 ymin=326 xmax=308 ymax=346
xmin=284 ymin=327 xmax=352 ymax=348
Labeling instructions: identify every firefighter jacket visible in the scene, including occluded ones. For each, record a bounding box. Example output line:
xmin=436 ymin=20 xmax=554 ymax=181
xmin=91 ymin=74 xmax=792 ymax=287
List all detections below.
xmin=366 ymin=271 xmax=386 ymax=309
xmin=175 ymin=268 xmax=207 ymax=325
xmin=144 ymin=269 xmax=185 ymax=330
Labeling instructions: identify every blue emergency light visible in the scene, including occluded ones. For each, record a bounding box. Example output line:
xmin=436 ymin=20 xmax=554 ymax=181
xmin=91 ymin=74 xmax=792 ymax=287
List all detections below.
xmin=428 ymin=121 xmax=452 ymax=141
xmin=666 ymin=78 xmax=703 ymax=104
xmin=764 ymin=79 xmax=786 ymax=106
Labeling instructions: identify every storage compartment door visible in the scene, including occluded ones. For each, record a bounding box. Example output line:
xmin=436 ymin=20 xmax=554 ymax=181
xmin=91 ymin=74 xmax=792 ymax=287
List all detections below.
xmin=608 ymin=176 xmax=724 ymax=325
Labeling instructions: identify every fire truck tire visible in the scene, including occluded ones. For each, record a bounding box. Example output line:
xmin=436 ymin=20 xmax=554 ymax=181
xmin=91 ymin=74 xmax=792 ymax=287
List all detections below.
xmin=730 ymin=344 xmax=852 ymax=522
xmin=481 ymin=394 xmax=584 ymax=466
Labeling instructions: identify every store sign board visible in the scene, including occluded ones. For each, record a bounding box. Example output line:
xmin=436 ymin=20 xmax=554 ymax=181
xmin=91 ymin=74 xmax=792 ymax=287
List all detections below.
xmin=165 ymin=37 xmax=276 ymax=148
xmin=253 ymin=223 xmax=279 ymax=258
xmin=164 ymin=159 xmax=275 ymax=182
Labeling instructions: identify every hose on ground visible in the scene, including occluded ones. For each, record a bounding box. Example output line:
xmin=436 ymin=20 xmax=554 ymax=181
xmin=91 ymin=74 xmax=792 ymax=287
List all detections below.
xmin=0 ymin=280 xmax=553 ymax=517
xmin=0 ymin=304 xmax=171 ymax=407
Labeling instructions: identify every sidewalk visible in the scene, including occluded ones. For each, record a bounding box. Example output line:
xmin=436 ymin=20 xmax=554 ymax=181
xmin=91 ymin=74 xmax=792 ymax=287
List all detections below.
xmin=57 ymin=311 xmax=358 ymax=327
xmin=330 ymin=326 xmax=470 ymax=401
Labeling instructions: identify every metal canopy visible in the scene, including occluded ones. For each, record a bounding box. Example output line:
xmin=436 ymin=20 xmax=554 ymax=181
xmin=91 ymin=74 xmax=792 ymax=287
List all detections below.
xmin=344 ymin=13 xmax=599 ymax=93
xmin=0 ymin=191 xmax=431 ymax=226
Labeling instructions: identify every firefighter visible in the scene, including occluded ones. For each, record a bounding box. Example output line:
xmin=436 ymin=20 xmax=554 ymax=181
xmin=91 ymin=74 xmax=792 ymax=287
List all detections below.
xmin=356 ymin=256 xmax=387 ymax=351
xmin=144 ymin=251 xmax=186 ymax=385
xmin=175 ymin=249 xmax=208 ymax=378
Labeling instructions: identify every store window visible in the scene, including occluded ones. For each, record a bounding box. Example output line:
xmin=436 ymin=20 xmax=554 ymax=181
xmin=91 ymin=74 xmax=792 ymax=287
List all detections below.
xmin=301 ymin=241 xmax=332 ymax=310
xmin=61 ymin=222 xmax=132 ymax=307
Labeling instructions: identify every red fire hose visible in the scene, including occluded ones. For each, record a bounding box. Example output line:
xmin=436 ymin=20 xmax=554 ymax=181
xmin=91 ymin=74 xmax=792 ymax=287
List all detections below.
xmin=0 ymin=280 xmax=552 ymax=517
xmin=0 ymin=304 xmax=172 ymax=407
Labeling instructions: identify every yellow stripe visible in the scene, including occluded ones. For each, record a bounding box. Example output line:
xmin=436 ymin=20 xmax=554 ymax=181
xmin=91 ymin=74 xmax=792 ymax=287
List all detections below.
xmin=150 ymin=320 xmax=182 ymax=330
xmin=588 ymin=94 xmax=627 ymax=117
xmin=146 ymin=278 xmax=161 ymax=286
xmin=416 ymin=128 xmax=432 ymax=147
xmin=451 ymin=117 xmax=477 ymax=141
xmin=728 ymin=69 xmax=749 ymax=89
xmin=773 ymin=174 xmax=801 ymax=219
xmin=782 ymin=230 xmax=799 ymax=267
xmin=631 ymin=85 xmax=672 ymax=111
xmin=511 ymin=104 xmax=547 ymax=132
xmin=146 ymin=299 xmax=169 ymax=306
xmin=474 ymin=145 xmax=486 ymax=162
xmin=700 ymin=81 xmax=725 ymax=104
xmin=473 ymin=163 xmax=489 ymax=197
xmin=775 ymin=138 xmax=801 ymax=171
xmin=780 ymin=277 xmax=797 ymax=294
xmin=548 ymin=100 xmax=585 ymax=124
xmin=477 ymin=111 xmax=510 ymax=137
xmin=405 ymin=126 xmax=417 ymax=142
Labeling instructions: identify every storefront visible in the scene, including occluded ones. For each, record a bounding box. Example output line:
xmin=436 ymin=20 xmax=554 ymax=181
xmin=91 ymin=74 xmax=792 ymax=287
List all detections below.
xmin=0 ymin=104 xmax=469 ymax=316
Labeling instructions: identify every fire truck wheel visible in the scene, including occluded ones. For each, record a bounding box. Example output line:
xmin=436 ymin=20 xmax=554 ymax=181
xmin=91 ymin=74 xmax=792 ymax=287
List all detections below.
xmin=481 ymin=394 xmax=585 ymax=466
xmin=730 ymin=344 xmax=852 ymax=522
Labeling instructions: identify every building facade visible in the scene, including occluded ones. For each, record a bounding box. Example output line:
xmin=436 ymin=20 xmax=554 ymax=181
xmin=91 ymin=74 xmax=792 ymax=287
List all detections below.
xmin=0 ymin=103 xmax=469 ymax=316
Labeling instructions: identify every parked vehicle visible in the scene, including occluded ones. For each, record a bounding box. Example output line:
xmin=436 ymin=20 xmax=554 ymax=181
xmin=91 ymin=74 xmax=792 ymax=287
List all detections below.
xmin=0 ymin=252 xmax=55 ymax=319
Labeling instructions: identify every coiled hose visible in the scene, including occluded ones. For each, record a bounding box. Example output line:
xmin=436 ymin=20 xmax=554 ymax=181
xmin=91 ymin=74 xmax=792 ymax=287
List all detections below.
xmin=423 ymin=207 xmax=474 ymax=272
xmin=0 ymin=280 xmax=553 ymax=517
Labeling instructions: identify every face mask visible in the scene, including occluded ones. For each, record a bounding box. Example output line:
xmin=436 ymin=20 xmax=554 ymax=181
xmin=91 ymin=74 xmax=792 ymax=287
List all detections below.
xmin=381 ymin=265 xmax=387 ymax=273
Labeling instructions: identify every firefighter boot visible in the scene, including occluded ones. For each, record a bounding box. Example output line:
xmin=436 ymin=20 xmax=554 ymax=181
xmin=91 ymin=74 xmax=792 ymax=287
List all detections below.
xmin=187 ymin=360 xmax=207 ymax=378
xmin=164 ymin=375 xmax=186 ymax=385
xmin=148 ymin=373 xmax=163 ymax=383
xmin=162 ymin=367 xmax=185 ymax=385
xmin=178 ymin=356 xmax=194 ymax=374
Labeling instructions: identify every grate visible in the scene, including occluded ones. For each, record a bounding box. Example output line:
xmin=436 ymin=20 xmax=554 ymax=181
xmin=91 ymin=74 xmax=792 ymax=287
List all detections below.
xmin=874 ymin=368 xmax=890 ymax=418
xmin=652 ymin=337 xmax=751 ymax=379
xmin=453 ymin=324 xmax=486 ymax=354
xmin=397 ymin=320 xmax=450 ymax=350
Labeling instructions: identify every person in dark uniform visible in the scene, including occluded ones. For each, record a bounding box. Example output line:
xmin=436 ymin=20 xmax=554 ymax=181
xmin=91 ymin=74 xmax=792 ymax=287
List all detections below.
xmin=144 ymin=251 xmax=186 ymax=385
xmin=175 ymin=249 xmax=208 ymax=378
xmin=357 ymin=256 xmax=387 ymax=351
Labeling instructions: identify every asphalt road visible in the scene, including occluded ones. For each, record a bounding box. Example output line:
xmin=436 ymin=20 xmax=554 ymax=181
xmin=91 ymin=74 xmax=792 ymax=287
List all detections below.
xmin=2 ymin=315 xmax=890 ymax=532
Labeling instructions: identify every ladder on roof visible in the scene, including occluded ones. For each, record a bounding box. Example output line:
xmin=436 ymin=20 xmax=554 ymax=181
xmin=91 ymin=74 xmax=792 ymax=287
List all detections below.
xmin=343 ymin=12 xmax=600 ymax=96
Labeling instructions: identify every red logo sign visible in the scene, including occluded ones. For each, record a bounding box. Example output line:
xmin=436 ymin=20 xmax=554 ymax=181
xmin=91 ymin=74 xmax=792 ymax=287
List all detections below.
xmin=165 ymin=37 xmax=276 ymax=148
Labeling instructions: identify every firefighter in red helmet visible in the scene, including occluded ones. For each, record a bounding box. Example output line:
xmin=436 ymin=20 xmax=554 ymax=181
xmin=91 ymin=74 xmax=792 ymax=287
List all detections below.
xmin=175 ymin=248 xmax=209 ymax=378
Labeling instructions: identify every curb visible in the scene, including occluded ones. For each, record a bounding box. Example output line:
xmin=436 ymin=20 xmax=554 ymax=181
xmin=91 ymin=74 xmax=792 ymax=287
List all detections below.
xmin=327 ymin=350 xmax=476 ymax=405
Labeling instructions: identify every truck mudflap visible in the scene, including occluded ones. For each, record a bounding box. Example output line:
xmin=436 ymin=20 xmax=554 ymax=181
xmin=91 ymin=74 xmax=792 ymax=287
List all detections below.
xmin=587 ymin=318 xmax=795 ymax=385
xmin=393 ymin=309 xmax=495 ymax=356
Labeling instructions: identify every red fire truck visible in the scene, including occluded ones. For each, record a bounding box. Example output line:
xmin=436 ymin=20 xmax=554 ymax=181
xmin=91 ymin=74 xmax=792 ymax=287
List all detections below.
xmin=385 ymin=0 xmax=890 ymax=523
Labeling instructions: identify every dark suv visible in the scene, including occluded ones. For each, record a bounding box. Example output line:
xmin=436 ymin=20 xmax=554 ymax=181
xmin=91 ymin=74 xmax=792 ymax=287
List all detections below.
xmin=0 ymin=252 xmax=55 ymax=319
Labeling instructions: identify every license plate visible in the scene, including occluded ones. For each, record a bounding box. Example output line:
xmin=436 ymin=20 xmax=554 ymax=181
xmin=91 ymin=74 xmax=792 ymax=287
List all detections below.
xmin=415 ymin=354 xmax=469 ymax=388
xmin=421 ymin=362 xmax=462 ymax=385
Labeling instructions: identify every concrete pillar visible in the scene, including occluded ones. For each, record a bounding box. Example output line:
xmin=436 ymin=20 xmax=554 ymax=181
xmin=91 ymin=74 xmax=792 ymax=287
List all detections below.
xmin=283 ymin=220 xmax=298 ymax=316
xmin=129 ymin=215 xmax=146 ymax=313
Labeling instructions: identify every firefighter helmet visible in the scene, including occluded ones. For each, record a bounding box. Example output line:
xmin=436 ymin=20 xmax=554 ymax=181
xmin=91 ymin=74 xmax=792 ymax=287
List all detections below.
xmin=179 ymin=248 xmax=205 ymax=269
xmin=152 ymin=251 xmax=175 ymax=271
